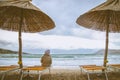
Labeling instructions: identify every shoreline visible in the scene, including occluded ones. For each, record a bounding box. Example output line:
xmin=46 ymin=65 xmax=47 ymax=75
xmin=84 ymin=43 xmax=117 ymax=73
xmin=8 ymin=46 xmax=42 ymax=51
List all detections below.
xmin=1 ymin=53 xmax=120 ymax=67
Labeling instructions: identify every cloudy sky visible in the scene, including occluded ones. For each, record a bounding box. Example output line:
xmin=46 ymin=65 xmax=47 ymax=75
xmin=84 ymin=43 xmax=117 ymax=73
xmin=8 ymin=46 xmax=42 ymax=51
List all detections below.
xmin=0 ymin=0 xmax=120 ymax=53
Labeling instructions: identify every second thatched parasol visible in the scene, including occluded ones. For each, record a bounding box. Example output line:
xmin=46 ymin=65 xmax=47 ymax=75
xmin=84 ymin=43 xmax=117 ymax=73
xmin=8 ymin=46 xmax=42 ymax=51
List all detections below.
xmin=76 ymin=0 xmax=120 ymax=67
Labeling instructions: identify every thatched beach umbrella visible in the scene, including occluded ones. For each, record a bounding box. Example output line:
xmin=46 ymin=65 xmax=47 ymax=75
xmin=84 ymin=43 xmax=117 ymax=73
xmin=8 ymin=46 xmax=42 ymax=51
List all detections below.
xmin=0 ymin=0 xmax=55 ymax=68
xmin=76 ymin=0 xmax=120 ymax=67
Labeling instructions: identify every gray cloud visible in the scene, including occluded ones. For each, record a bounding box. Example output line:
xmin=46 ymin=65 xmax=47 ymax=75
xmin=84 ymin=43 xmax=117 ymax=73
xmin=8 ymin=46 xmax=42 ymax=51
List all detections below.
xmin=0 ymin=40 xmax=11 ymax=46
xmin=33 ymin=0 xmax=105 ymax=36
xmin=0 ymin=40 xmax=17 ymax=50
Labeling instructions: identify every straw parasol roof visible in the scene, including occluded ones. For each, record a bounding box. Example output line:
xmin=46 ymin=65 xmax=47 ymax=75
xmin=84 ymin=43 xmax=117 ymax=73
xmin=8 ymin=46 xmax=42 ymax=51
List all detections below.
xmin=0 ymin=0 xmax=55 ymax=32
xmin=76 ymin=0 xmax=120 ymax=67
xmin=76 ymin=0 xmax=120 ymax=32
xmin=0 ymin=0 xmax=55 ymax=68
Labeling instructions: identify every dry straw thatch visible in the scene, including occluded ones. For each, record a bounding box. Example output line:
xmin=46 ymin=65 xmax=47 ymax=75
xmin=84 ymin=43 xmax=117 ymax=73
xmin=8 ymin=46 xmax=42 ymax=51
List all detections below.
xmin=76 ymin=0 xmax=120 ymax=32
xmin=0 ymin=0 xmax=55 ymax=32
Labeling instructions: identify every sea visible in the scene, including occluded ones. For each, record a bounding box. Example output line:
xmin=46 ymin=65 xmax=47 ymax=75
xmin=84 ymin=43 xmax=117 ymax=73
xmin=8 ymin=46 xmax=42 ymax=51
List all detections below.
xmin=0 ymin=53 xmax=120 ymax=68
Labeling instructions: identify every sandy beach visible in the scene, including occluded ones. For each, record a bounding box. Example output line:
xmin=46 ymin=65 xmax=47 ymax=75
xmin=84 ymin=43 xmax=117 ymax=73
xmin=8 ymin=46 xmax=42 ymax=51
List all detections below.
xmin=0 ymin=66 xmax=120 ymax=80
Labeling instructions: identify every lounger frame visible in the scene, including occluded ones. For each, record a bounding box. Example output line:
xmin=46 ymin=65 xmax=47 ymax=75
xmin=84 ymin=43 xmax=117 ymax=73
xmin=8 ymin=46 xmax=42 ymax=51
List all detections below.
xmin=80 ymin=65 xmax=108 ymax=80
xmin=0 ymin=65 xmax=19 ymax=80
xmin=20 ymin=66 xmax=50 ymax=80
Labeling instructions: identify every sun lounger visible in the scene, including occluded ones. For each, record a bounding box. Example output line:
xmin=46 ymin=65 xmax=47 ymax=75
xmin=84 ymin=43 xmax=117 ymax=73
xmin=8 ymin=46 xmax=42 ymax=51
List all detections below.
xmin=0 ymin=65 xmax=19 ymax=80
xmin=79 ymin=65 xmax=108 ymax=80
xmin=80 ymin=65 xmax=96 ymax=73
xmin=108 ymin=64 xmax=120 ymax=72
xmin=20 ymin=66 xmax=50 ymax=80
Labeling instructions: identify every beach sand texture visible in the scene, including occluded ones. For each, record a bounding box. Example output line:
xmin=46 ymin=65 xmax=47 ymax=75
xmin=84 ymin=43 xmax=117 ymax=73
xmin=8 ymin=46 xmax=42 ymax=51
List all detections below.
xmin=0 ymin=67 xmax=120 ymax=80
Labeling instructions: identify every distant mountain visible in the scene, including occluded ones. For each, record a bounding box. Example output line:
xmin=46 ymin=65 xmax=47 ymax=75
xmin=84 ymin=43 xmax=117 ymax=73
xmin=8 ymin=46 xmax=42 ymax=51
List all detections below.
xmin=23 ymin=48 xmax=99 ymax=54
xmin=94 ymin=49 xmax=120 ymax=54
xmin=2 ymin=48 xmax=119 ymax=54
xmin=0 ymin=48 xmax=29 ymax=54
xmin=50 ymin=49 xmax=98 ymax=54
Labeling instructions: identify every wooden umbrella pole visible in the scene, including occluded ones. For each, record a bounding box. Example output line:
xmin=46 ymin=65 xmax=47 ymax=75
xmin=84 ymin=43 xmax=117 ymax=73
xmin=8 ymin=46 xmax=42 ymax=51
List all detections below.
xmin=103 ymin=24 xmax=109 ymax=67
xmin=103 ymin=12 xmax=110 ymax=67
xmin=18 ymin=9 xmax=23 ymax=68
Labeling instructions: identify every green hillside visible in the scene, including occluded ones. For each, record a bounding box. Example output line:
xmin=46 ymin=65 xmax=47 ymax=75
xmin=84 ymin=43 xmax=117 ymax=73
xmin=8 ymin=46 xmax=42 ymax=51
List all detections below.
xmin=0 ymin=48 xmax=28 ymax=54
